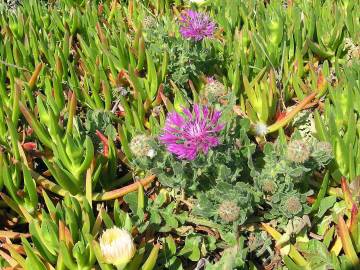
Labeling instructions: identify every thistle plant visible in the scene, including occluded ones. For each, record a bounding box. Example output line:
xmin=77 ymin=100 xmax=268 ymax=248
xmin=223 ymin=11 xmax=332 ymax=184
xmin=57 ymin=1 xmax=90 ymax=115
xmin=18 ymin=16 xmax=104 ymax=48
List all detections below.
xmin=193 ymin=181 xmax=259 ymax=226
xmin=142 ymin=15 xmax=157 ymax=31
xmin=251 ymin=132 xmax=333 ymax=224
xmin=1 ymin=0 xmax=360 ymax=269
xmin=130 ymin=106 xmax=258 ymax=230
xmin=143 ymin=12 xmax=220 ymax=94
xmin=133 ymin=106 xmax=255 ymax=193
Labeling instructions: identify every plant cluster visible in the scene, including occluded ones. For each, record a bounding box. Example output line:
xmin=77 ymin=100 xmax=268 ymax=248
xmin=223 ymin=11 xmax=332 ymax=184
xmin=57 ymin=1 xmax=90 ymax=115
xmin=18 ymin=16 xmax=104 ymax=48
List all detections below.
xmin=0 ymin=0 xmax=359 ymax=269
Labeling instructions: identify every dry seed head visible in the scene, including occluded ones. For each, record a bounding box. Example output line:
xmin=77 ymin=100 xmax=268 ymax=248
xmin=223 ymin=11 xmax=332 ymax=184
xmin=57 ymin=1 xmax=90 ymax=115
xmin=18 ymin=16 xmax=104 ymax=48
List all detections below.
xmin=218 ymin=200 xmax=240 ymax=223
xmin=287 ymin=140 xmax=310 ymax=163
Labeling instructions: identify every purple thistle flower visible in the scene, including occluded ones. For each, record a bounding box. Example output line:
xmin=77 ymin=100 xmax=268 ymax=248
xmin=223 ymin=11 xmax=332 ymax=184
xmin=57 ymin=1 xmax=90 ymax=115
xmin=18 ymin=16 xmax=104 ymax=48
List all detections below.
xmin=159 ymin=104 xmax=224 ymax=160
xmin=179 ymin=10 xmax=216 ymax=41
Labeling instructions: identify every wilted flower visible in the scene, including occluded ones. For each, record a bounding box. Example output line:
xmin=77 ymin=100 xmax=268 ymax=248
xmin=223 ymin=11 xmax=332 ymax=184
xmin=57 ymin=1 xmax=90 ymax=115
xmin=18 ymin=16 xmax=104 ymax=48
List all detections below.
xmin=113 ymin=86 xmax=129 ymax=97
xmin=159 ymin=104 xmax=223 ymax=160
xmin=129 ymin=134 xmax=156 ymax=159
xmin=218 ymin=200 xmax=240 ymax=223
xmin=179 ymin=10 xmax=216 ymax=41
xmin=99 ymin=227 xmax=136 ymax=268
xmin=287 ymin=140 xmax=310 ymax=163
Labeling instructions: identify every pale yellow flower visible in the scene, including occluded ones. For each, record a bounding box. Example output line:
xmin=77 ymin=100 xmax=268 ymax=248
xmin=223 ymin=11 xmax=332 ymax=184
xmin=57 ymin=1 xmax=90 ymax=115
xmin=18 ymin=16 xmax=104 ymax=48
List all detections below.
xmin=99 ymin=227 xmax=136 ymax=269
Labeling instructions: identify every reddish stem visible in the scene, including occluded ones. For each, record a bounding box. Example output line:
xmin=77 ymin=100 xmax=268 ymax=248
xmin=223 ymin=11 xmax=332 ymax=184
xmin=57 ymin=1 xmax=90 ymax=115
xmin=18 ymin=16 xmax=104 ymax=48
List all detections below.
xmin=95 ymin=130 xmax=109 ymax=157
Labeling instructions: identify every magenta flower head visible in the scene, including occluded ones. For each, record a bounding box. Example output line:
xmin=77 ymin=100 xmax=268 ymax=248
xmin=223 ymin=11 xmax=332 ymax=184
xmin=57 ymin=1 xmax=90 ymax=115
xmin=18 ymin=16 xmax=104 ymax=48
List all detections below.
xmin=159 ymin=104 xmax=224 ymax=160
xmin=179 ymin=10 xmax=216 ymax=41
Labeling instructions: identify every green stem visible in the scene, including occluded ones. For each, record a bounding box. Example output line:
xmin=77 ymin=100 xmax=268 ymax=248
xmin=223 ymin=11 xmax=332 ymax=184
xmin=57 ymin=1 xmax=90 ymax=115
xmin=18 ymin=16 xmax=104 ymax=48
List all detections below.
xmin=185 ymin=215 xmax=222 ymax=229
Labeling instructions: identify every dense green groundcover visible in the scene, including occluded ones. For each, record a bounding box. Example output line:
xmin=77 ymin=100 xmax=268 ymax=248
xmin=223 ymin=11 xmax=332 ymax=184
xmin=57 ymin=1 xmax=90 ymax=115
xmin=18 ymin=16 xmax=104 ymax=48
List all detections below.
xmin=0 ymin=0 xmax=359 ymax=269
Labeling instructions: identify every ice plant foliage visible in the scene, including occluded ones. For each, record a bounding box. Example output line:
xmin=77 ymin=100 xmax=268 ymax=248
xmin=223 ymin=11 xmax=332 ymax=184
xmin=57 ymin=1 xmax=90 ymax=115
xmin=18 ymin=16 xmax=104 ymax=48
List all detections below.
xmin=189 ymin=0 xmax=206 ymax=4
xmin=99 ymin=227 xmax=136 ymax=269
xmin=160 ymin=104 xmax=224 ymax=160
xmin=179 ymin=10 xmax=216 ymax=41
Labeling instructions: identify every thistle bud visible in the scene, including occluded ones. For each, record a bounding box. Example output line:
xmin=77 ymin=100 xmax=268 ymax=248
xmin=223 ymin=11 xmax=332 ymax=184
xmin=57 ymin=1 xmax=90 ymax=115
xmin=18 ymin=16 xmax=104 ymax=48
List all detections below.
xmin=143 ymin=16 xmax=157 ymax=31
xmin=315 ymin=141 xmax=332 ymax=156
xmin=262 ymin=180 xmax=277 ymax=194
xmin=218 ymin=200 xmax=240 ymax=223
xmin=344 ymin=38 xmax=360 ymax=65
xmin=204 ymin=78 xmax=227 ymax=101
xmin=283 ymin=196 xmax=302 ymax=215
xmin=99 ymin=227 xmax=136 ymax=269
xmin=287 ymin=140 xmax=310 ymax=163
xmin=2 ymin=0 xmax=19 ymax=13
xmin=129 ymin=134 xmax=156 ymax=159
